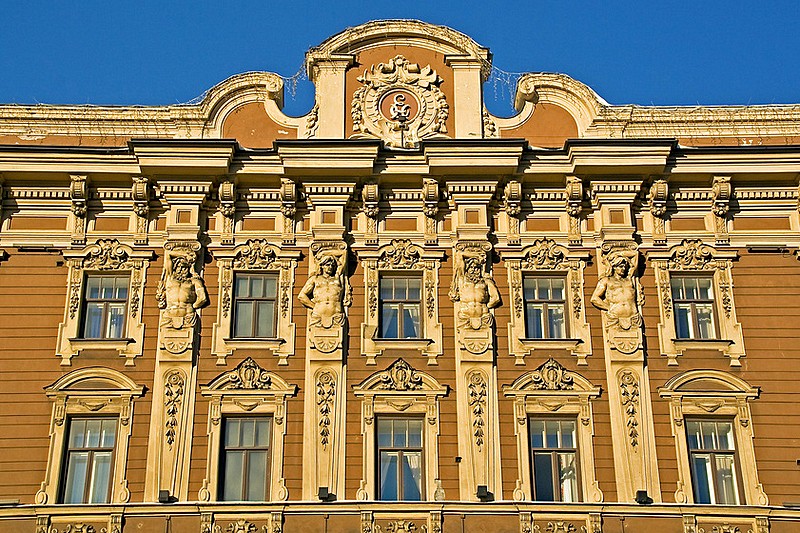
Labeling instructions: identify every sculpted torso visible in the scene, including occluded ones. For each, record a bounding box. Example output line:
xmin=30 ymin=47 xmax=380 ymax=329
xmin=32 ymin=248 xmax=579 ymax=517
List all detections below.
xmin=590 ymin=258 xmax=640 ymax=330
xmin=454 ymin=256 xmax=501 ymax=329
xmin=299 ymin=257 xmax=346 ymax=328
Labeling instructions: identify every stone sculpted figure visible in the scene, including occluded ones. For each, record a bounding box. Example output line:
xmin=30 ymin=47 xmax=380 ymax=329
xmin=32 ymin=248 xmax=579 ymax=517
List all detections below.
xmin=590 ymin=251 xmax=642 ymax=352
xmin=157 ymin=247 xmax=208 ymax=330
xmin=450 ymin=252 xmax=501 ymax=331
xmin=299 ymin=249 xmax=350 ymax=330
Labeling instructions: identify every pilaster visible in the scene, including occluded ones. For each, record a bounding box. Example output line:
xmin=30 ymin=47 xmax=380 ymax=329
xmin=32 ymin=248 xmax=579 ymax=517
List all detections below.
xmin=445 ymin=56 xmax=486 ymax=138
xmin=306 ymin=55 xmax=355 ymax=139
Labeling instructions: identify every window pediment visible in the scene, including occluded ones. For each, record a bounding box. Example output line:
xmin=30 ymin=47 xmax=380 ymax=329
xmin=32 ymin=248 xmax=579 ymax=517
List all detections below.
xmin=354 ymin=358 xmax=448 ymax=397
xmin=202 ymin=357 xmax=297 ymax=396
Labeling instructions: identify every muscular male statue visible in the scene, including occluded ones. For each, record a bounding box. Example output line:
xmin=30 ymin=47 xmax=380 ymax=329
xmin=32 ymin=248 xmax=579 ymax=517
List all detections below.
xmin=451 ymin=254 xmax=501 ymax=330
xmin=158 ymin=249 xmax=208 ymax=330
xmin=299 ymin=253 xmax=349 ymax=329
xmin=590 ymin=252 xmax=641 ymax=332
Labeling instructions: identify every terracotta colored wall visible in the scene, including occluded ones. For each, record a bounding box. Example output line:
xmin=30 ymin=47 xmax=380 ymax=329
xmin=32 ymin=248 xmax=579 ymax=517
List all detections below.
xmin=500 ymin=103 xmax=578 ymax=148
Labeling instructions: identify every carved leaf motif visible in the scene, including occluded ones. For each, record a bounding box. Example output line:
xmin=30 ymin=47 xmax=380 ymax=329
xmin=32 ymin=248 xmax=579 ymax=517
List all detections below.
xmin=164 ymin=370 xmax=185 ymax=448
xmin=378 ymin=239 xmax=422 ymax=269
xmin=233 ymin=239 xmax=277 ymax=270
xmin=377 ymin=359 xmax=423 ymax=391
xmin=83 ymin=239 xmax=130 ymax=270
xmin=619 ymin=371 xmax=640 ymax=447
xmin=530 ymin=358 xmax=574 ymax=390
xmin=224 ymin=357 xmax=273 ymax=390
xmin=669 ymin=239 xmax=715 ymax=270
xmin=546 ymin=522 xmax=576 ymax=533
xmin=468 ymin=372 xmax=487 ymax=449
xmin=523 ymin=238 xmax=565 ymax=270
xmin=316 ymin=371 xmax=335 ymax=447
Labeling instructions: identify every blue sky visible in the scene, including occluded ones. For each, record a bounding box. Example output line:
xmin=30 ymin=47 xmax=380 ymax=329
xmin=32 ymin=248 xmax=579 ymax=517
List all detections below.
xmin=1 ymin=1 xmax=799 ymax=117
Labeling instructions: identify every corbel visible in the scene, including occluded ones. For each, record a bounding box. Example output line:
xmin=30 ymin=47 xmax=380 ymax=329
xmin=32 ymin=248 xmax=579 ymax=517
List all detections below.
xmin=70 ymin=174 xmax=88 ymax=245
xmin=218 ymin=176 xmax=236 ymax=245
xmin=131 ymin=175 xmax=150 ymax=245
xmin=504 ymin=178 xmax=522 ymax=246
xmin=362 ymin=179 xmax=380 ymax=245
xmin=422 ymin=177 xmax=440 ymax=245
xmin=649 ymin=176 xmax=669 ymax=245
xmin=711 ymin=175 xmax=731 ymax=245
xmin=280 ymin=178 xmax=297 ymax=245
xmin=565 ymin=175 xmax=583 ymax=245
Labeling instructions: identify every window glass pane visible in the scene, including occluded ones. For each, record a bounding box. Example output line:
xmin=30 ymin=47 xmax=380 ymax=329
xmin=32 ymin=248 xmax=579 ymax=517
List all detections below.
xmin=545 ymin=420 xmax=559 ymax=448
xmin=551 ymin=278 xmax=564 ymax=300
xmin=107 ymin=304 xmax=126 ymax=338
xmin=377 ymin=419 xmax=392 ymax=447
xmin=250 ymin=276 xmax=264 ymax=298
xmin=700 ymin=421 xmax=716 ymax=450
xmin=86 ymin=276 xmax=101 ymax=299
xmin=548 ymin=305 xmax=566 ymax=339
xmin=675 ymin=304 xmax=693 ymax=339
xmin=537 ymin=279 xmax=551 ymax=300
xmin=407 ymin=278 xmax=421 ymax=300
xmin=85 ymin=419 xmax=102 ymax=448
xmin=715 ymin=454 xmax=740 ymax=505
xmin=394 ymin=278 xmax=408 ymax=300
xmin=696 ymin=304 xmax=715 ymax=339
xmin=114 ymin=278 xmax=128 ymax=300
xmin=670 ymin=278 xmax=685 ymax=300
xmin=256 ymin=301 xmax=275 ymax=338
xmin=692 ymin=453 xmax=714 ymax=504
xmin=380 ymin=279 xmax=394 ymax=300
xmin=407 ymin=419 xmax=423 ymax=447
xmin=381 ymin=304 xmax=399 ymax=338
xmin=402 ymin=305 xmax=420 ymax=338
xmin=69 ymin=419 xmax=86 ymax=448
xmin=264 ymin=276 xmax=277 ymax=298
xmin=100 ymin=277 xmax=116 ymax=299
xmin=235 ymin=276 xmax=250 ymax=298
xmin=526 ymin=305 xmax=543 ymax=338
xmin=558 ymin=452 xmax=578 ymax=503
xmin=533 ymin=452 xmax=555 ymax=501
xmin=234 ymin=301 xmax=254 ymax=337
xmin=84 ymin=303 xmax=104 ymax=338
xmin=684 ymin=277 xmax=699 ymax=299
xmin=240 ymin=419 xmax=256 ymax=448
xmin=255 ymin=419 xmax=271 ymax=447
xmin=225 ymin=419 xmax=240 ymax=447
xmin=402 ymin=452 xmax=423 ymax=500
xmin=530 ymin=420 xmax=545 ymax=448
xmin=88 ymin=451 xmax=112 ymax=503
xmin=716 ymin=422 xmax=734 ymax=450
xmin=63 ymin=452 xmax=89 ymax=503
xmin=379 ymin=451 xmax=398 ymax=500
xmin=100 ymin=419 xmax=116 ymax=448
xmin=697 ymin=277 xmax=714 ymax=299
xmin=523 ymin=278 xmax=536 ymax=300
xmin=393 ymin=419 xmax=407 ymax=447
xmin=560 ymin=421 xmax=575 ymax=448
xmin=686 ymin=420 xmax=701 ymax=449
xmin=223 ymin=451 xmax=244 ymax=501
xmin=246 ymin=450 xmax=268 ymax=501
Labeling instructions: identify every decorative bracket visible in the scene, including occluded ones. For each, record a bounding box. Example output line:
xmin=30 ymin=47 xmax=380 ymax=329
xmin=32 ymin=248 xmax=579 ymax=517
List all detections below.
xmin=711 ymin=175 xmax=732 ymax=245
xmin=362 ymin=180 xmax=380 ymax=245
xmin=504 ymin=179 xmax=523 ymax=246
xmin=565 ymin=175 xmax=583 ymax=245
xmin=649 ymin=176 xmax=669 ymax=246
xmin=280 ymin=178 xmax=297 ymax=245
xmin=218 ymin=177 xmax=236 ymax=245
xmin=132 ymin=175 xmax=150 ymax=245
xmin=70 ymin=174 xmax=88 ymax=245
xmin=423 ymin=178 xmax=440 ymax=245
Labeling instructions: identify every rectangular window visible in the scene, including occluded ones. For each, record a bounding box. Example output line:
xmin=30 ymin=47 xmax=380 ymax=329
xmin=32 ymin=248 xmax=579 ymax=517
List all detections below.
xmin=82 ymin=275 xmax=129 ymax=339
xmin=523 ymin=277 xmax=567 ymax=339
xmin=686 ymin=419 xmax=741 ymax=504
xmin=529 ymin=418 xmax=579 ymax=502
xmin=233 ymin=274 xmax=278 ymax=338
xmin=377 ymin=417 xmax=423 ymax=501
xmin=379 ymin=276 xmax=422 ymax=339
xmin=671 ymin=276 xmax=717 ymax=339
xmin=220 ymin=417 xmax=272 ymax=501
xmin=60 ymin=418 xmax=116 ymax=504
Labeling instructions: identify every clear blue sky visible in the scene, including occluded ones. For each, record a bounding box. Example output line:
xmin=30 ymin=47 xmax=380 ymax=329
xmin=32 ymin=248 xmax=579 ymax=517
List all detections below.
xmin=1 ymin=1 xmax=799 ymax=117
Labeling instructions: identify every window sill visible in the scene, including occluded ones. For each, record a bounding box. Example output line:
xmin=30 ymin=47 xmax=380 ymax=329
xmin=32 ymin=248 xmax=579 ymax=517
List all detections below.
xmin=520 ymin=338 xmax=583 ymax=350
xmin=373 ymin=338 xmax=434 ymax=350
xmin=68 ymin=338 xmax=134 ymax=350
xmin=223 ymin=338 xmax=285 ymax=349
xmin=672 ymin=339 xmax=733 ymax=350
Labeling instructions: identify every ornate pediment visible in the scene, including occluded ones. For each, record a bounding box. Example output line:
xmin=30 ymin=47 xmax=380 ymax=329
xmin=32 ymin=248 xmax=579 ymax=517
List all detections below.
xmin=530 ymin=358 xmax=574 ymax=390
xmin=83 ymin=238 xmax=132 ymax=269
xmin=505 ymin=358 xmax=599 ymax=396
xmin=351 ymin=55 xmax=449 ymax=149
xmin=377 ymin=359 xmax=422 ymax=391
xmin=377 ymin=239 xmax=422 ymax=269
xmin=668 ymin=239 xmax=716 ymax=270
xmin=522 ymin=238 xmax=566 ymax=270
xmin=204 ymin=357 xmax=295 ymax=394
xmin=232 ymin=239 xmax=278 ymax=270
xmin=355 ymin=358 xmax=448 ymax=396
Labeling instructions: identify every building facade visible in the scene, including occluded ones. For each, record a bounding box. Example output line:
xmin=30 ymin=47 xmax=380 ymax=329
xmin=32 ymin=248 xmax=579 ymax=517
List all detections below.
xmin=0 ymin=19 xmax=799 ymax=533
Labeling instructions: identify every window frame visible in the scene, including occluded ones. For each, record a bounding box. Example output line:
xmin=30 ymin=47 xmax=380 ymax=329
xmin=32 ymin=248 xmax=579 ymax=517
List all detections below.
xmin=80 ymin=273 xmax=130 ymax=340
xmin=378 ymin=274 xmax=423 ymax=340
xmin=658 ymin=369 xmax=768 ymax=506
xmin=670 ymin=274 xmax=719 ymax=340
xmin=528 ymin=416 xmax=581 ymax=502
xmin=211 ymin=239 xmax=300 ymax=366
xmin=231 ymin=272 xmax=279 ymax=340
xmin=37 ymin=367 xmax=144 ymax=505
xmin=684 ymin=417 xmax=744 ymax=505
xmin=198 ymin=357 xmax=297 ymax=503
xmin=218 ymin=416 xmax=274 ymax=502
xmin=59 ymin=416 xmax=118 ymax=504
xmin=375 ymin=416 xmax=425 ymax=501
xmin=522 ymin=275 xmax=569 ymax=340
xmin=503 ymin=358 xmax=604 ymax=503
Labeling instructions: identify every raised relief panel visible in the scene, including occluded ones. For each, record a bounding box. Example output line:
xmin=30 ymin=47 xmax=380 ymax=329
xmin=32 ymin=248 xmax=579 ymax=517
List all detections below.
xmin=57 ymin=239 xmax=153 ymax=366
xmin=358 ymin=239 xmax=445 ymax=365
xmin=503 ymin=358 xmax=604 ymax=503
xmin=351 ymin=55 xmax=449 ymax=148
xmin=648 ymin=239 xmax=745 ymax=366
xmin=502 ymin=238 xmax=593 ymax=365
xmin=450 ymin=241 xmax=501 ymax=358
xmin=198 ymin=357 xmax=297 ymax=502
xmin=211 ymin=239 xmax=300 ymax=366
